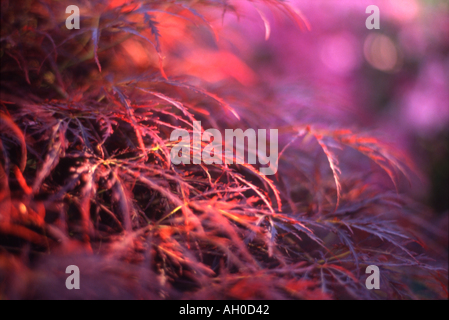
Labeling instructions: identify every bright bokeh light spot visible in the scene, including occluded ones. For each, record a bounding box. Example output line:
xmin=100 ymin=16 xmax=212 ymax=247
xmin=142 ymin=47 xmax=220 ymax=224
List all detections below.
xmin=385 ymin=0 xmax=420 ymax=22
xmin=320 ymin=33 xmax=359 ymax=74
xmin=406 ymin=92 xmax=439 ymax=128
xmin=122 ymin=39 xmax=152 ymax=68
xmin=402 ymin=62 xmax=449 ymax=134
xmin=364 ymin=34 xmax=399 ymax=72
xmin=173 ymin=49 xmax=256 ymax=85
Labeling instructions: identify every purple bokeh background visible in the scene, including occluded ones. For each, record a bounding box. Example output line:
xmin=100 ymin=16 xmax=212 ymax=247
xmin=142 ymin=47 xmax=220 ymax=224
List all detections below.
xmin=211 ymin=0 xmax=449 ymax=216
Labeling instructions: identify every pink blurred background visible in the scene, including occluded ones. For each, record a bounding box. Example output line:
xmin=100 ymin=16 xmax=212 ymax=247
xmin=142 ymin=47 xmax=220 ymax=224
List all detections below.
xmin=196 ymin=0 xmax=449 ymax=216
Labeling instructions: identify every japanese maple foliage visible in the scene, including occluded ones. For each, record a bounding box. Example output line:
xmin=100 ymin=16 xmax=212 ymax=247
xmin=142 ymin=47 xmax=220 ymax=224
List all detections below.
xmin=0 ymin=0 xmax=447 ymax=299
